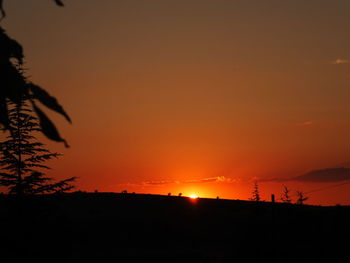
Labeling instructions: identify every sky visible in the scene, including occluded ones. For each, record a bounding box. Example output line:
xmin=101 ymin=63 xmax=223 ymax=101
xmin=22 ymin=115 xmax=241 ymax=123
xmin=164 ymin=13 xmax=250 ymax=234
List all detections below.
xmin=2 ymin=0 xmax=350 ymax=205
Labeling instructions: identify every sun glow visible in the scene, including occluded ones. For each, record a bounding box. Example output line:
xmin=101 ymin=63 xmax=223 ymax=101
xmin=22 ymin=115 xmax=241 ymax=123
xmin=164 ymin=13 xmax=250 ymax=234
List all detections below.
xmin=189 ymin=194 xmax=198 ymax=199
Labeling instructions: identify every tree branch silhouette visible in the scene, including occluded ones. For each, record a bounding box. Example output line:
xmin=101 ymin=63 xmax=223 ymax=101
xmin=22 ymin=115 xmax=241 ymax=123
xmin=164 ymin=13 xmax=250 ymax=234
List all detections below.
xmin=0 ymin=0 xmax=70 ymax=146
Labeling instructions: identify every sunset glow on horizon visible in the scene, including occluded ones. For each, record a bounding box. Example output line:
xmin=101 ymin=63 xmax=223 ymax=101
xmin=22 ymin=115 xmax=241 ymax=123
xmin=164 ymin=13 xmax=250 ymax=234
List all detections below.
xmin=4 ymin=0 xmax=350 ymax=205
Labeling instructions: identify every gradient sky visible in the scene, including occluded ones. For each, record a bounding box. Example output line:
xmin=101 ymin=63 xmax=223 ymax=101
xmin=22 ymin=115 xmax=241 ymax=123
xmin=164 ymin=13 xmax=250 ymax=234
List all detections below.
xmin=3 ymin=0 xmax=350 ymax=205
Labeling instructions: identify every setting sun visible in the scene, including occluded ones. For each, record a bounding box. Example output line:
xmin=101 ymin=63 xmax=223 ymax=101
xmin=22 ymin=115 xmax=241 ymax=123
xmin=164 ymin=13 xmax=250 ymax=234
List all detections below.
xmin=189 ymin=194 xmax=198 ymax=199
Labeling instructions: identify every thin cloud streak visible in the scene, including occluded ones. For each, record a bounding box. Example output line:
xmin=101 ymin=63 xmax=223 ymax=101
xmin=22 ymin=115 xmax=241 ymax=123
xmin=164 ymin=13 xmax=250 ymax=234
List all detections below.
xmin=116 ymin=176 xmax=238 ymax=187
xmin=332 ymin=59 xmax=350 ymax=64
xmin=184 ymin=176 xmax=236 ymax=184
xmin=293 ymin=167 xmax=350 ymax=182
xmin=264 ymin=167 xmax=350 ymax=183
xmin=296 ymin=121 xmax=313 ymax=127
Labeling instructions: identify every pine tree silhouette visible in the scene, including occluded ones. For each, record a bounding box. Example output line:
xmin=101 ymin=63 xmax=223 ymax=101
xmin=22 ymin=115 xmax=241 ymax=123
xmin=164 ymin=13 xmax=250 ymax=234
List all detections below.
xmin=249 ymin=181 xmax=261 ymax=202
xmin=0 ymin=95 xmax=76 ymax=195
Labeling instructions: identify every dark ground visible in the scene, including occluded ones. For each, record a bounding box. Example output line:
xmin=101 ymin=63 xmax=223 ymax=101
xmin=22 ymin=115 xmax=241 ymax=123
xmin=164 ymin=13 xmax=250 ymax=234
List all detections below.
xmin=0 ymin=193 xmax=349 ymax=263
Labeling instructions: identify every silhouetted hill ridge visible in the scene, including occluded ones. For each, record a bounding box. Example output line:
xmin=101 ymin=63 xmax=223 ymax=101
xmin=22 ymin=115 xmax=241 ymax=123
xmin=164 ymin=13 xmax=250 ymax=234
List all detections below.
xmin=0 ymin=193 xmax=349 ymax=262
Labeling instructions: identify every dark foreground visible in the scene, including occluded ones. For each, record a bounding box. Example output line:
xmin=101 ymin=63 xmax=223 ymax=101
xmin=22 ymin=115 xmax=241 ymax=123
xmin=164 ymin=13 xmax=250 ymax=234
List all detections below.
xmin=0 ymin=193 xmax=349 ymax=263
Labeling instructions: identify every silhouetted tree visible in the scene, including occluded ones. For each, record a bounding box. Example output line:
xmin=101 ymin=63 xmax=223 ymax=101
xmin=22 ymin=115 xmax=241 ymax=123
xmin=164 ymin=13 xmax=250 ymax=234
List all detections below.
xmin=0 ymin=1 xmax=70 ymax=145
xmin=178 ymin=193 xmax=182 ymax=197
xmin=280 ymin=185 xmax=292 ymax=203
xmin=249 ymin=181 xmax=261 ymax=202
xmin=0 ymin=97 xmax=75 ymax=195
xmin=296 ymin=191 xmax=308 ymax=205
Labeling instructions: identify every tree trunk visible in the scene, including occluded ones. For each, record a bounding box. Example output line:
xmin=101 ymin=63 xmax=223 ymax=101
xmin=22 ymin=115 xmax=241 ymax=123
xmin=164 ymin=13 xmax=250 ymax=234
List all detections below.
xmin=16 ymin=103 xmax=22 ymax=196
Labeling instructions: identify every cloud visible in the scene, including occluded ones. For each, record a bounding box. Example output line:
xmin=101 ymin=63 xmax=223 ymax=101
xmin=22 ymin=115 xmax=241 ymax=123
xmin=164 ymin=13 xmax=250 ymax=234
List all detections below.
xmin=260 ymin=177 xmax=287 ymax=183
xmin=296 ymin=121 xmax=313 ymax=127
xmin=293 ymin=167 xmax=350 ymax=182
xmin=265 ymin=167 xmax=350 ymax=183
xmin=142 ymin=180 xmax=177 ymax=185
xmin=184 ymin=178 xmax=218 ymax=184
xmin=335 ymin=161 xmax=350 ymax=168
xmin=332 ymin=59 xmax=350 ymax=65
xmin=134 ymin=179 xmax=179 ymax=186
xmin=126 ymin=176 xmax=237 ymax=186
xmin=184 ymin=176 xmax=235 ymax=184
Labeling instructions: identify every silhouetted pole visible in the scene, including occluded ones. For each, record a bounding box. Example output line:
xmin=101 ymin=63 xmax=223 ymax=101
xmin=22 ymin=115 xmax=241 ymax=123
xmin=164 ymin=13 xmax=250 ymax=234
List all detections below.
xmin=270 ymin=194 xmax=276 ymax=262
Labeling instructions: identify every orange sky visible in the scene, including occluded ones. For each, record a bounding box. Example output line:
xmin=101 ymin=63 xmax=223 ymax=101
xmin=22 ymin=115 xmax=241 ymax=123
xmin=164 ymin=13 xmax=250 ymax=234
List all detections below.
xmin=3 ymin=0 xmax=350 ymax=205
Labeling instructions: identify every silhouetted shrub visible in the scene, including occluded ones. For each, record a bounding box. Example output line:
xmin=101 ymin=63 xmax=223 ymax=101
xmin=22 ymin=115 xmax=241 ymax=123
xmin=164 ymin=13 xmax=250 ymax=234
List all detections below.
xmin=296 ymin=191 xmax=308 ymax=205
xmin=280 ymin=185 xmax=292 ymax=203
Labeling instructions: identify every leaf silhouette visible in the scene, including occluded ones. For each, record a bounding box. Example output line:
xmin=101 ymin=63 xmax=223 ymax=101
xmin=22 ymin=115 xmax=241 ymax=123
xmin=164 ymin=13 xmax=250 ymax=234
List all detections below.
xmin=0 ymin=27 xmax=24 ymax=64
xmin=29 ymin=83 xmax=71 ymax=123
xmin=0 ymin=0 xmax=63 ymax=20
xmin=0 ymin=2 xmax=70 ymax=146
xmin=54 ymin=0 xmax=64 ymax=6
xmin=0 ymin=0 xmax=5 ymax=20
xmin=32 ymin=102 xmax=69 ymax=147
xmin=0 ymin=95 xmax=9 ymax=130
